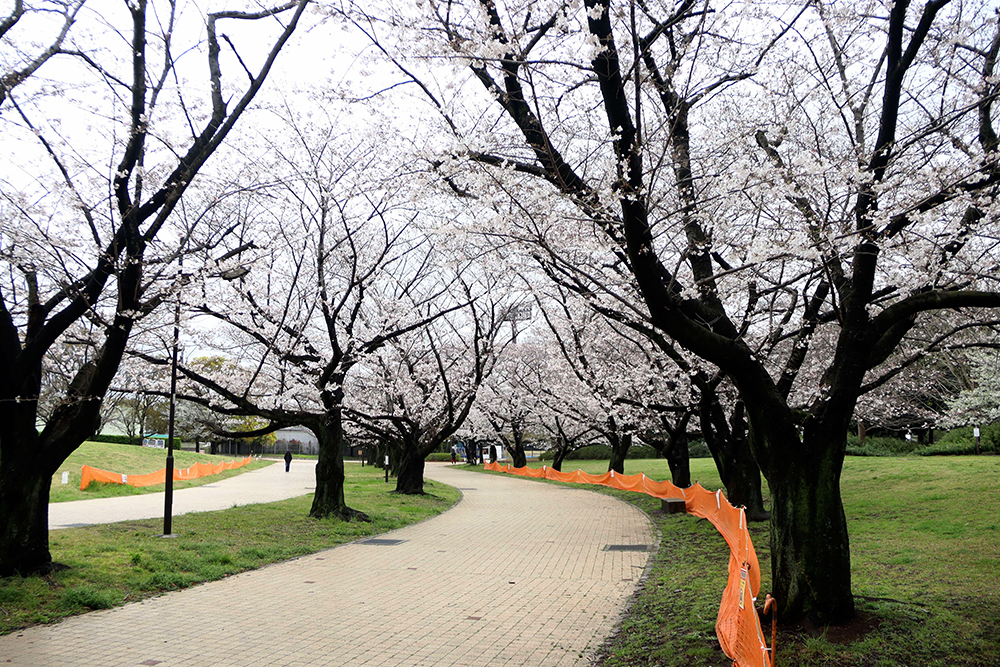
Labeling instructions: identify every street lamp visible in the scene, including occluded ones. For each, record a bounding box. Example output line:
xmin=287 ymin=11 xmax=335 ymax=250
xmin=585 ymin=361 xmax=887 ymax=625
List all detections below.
xmin=163 ymin=257 xmax=250 ymax=537
xmin=163 ymin=262 xmax=183 ymax=537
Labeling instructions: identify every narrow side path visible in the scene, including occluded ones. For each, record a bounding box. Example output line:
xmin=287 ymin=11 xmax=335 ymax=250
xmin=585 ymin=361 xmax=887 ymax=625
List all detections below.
xmin=4 ymin=463 xmax=654 ymax=667
xmin=49 ymin=458 xmax=316 ymax=530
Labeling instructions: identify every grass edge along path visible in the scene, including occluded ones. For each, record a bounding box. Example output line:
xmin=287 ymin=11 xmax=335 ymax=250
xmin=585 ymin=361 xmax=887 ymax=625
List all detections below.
xmin=1 ymin=465 xmax=460 ymax=634
xmin=50 ymin=441 xmax=271 ymax=502
xmin=473 ymin=457 xmax=1000 ymax=667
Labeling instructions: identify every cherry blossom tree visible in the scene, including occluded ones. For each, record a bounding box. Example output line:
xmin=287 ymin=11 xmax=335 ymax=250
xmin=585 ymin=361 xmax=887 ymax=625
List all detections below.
xmin=346 ymin=280 xmax=504 ymax=494
xmin=470 ymin=334 xmax=548 ymax=468
xmin=942 ymin=349 xmax=1000 ymax=432
xmin=0 ymin=0 xmax=309 ymax=575
xmin=341 ymin=0 xmax=1000 ymax=623
xmin=0 ymin=0 xmax=86 ymax=109
xmin=156 ymin=103 xmax=478 ymax=517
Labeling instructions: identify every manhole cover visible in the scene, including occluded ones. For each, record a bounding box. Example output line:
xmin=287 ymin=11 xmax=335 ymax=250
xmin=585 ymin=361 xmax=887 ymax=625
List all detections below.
xmin=603 ymin=544 xmax=651 ymax=552
xmin=360 ymin=538 xmax=406 ymax=546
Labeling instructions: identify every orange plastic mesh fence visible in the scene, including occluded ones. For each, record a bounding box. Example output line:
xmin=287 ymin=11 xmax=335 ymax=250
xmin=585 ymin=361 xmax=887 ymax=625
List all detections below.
xmin=485 ymin=462 xmax=772 ymax=667
xmin=80 ymin=456 xmax=252 ymax=490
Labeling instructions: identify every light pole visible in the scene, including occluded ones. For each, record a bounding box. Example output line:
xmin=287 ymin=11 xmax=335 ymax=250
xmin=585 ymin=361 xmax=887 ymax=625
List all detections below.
xmin=163 ymin=264 xmax=182 ymax=537
xmin=163 ymin=253 xmax=252 ymax=536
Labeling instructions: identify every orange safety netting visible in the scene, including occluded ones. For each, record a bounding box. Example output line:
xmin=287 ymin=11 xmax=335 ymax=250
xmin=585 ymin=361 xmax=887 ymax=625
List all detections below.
xmin=80 ymin=456 xmax=252 ymax=490
xmin=484 ymin=462 xmax=772 ymax=667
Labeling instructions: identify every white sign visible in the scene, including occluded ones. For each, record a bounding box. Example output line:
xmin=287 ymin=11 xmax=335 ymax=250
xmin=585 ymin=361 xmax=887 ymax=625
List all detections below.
xmin=974 ymin=426 xmax=981 ymax=438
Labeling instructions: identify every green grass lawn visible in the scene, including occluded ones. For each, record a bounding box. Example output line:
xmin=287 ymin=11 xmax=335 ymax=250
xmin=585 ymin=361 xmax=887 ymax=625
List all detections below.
xmin=1 ymin=463 xmax=459 ymax=634
xmin=476 ymin=456 xmax=1000 ymax=667
xmin=50 ymin=441 xmax=271 ymax=502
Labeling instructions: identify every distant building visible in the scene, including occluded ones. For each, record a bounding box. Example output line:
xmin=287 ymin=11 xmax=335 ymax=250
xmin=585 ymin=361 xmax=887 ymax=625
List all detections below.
xmin=274 ymin=425 xmax=319 ymax=455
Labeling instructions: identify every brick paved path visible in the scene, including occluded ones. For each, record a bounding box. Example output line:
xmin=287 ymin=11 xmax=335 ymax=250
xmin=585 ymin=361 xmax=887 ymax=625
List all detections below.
xmin=2 ymin=463 xmax=654 ymax=667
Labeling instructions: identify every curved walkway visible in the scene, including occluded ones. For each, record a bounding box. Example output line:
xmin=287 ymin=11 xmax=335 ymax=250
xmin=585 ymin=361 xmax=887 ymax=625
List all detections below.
xmin=3 ymin=463 xmax=654 ymax=667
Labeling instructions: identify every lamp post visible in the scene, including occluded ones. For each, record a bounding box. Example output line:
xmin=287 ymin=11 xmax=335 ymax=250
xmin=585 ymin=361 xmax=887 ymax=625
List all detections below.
xmin=163 ymin=265 xmax=182 ymax=537
xmin=163 ymin=253 xmax=252 ymax=536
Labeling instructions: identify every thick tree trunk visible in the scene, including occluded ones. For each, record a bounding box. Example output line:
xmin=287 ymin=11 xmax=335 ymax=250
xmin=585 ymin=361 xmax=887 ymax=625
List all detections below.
xmin=768 ymin=454 xmax=854 ymax=624
xmin=748 ymin=400 xmax=855 ymax=624
xmin=551 ymin=442 xmax=567 ymax=472
xmin=309 ymin=415 xmax=368 ymax=521
xmin=702 ymin=398 xmax=768 ymax=520
xmin=395 ymin=445 xmax=426 ymax=495
xmin=507 ymin=440 xmax=527 ymax=468
xmin=0 ymin=453 xmax=55 ymax=576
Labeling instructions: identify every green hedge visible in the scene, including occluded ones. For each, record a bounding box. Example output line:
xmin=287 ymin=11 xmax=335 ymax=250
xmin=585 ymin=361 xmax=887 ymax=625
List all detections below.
xmin=846 ymin=435 xmax=922 ymax=457
xmin=916 ymin=423 xmax=1000 ymax=456
xmin=561 ymin=443 xmax=660 ymax=461
xmin=541 ymin=441 xmax=713 ymax=461
xmin=90 ymin=434 xmax=181 ymax=448
xmin=843 ymin=425 xmax=1000 ymax=457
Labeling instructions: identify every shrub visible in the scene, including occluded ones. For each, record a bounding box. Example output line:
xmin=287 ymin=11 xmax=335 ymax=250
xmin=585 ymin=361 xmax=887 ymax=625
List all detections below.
xmin=687 ymin=440 xmax=712 ymax=459
xmin=564 ymin=443 xmax=660 ymax=461
xmin=915 ymin=423 xmax=1000 ymax=456
xmin=89 ymin=434 xmax=181 ymax=448
xmin=846 ymin=434 xmax=921 ymax=456
xmin=90 ymin=434 xmax=136 ymax=445
xmin=427 ymin=453 xmax=452 ymax=462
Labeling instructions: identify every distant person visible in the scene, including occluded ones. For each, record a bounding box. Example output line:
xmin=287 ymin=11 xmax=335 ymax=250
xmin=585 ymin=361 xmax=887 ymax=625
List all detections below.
xmin=450 ymin=445 xmax=457 ymax=465
xmin=284 ymin=450 xmax=292 ymax=472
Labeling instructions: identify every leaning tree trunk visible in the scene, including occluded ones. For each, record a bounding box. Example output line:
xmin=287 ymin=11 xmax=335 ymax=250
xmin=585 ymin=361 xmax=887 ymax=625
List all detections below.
xmin=551 ymin=438 xmax=568 ymax=472
xmin=0 ymin=428 xmax=55 ymax=576
xmin=727 ymin=434 xmax=768 ymax=521
xmin=702 ymin=398 xmax=768 ymax=520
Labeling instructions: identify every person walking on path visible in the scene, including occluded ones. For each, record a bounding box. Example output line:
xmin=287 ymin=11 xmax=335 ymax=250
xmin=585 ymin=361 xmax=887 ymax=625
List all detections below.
xmin=284 ymin=450 xmax=292 ymax=472
xmin=450 ymin=444 xmax=457 ymax=464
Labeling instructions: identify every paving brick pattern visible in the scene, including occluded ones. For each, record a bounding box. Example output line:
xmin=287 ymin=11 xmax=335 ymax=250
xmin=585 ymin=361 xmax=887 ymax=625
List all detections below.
xmin=2 ymin=464 xmax=654 ymax=667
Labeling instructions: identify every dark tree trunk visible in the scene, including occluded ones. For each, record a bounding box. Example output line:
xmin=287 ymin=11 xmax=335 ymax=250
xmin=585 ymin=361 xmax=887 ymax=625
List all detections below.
xmin=0 ymin=429 xmax=56 ymax=576
xmin=308 ymin=411 xmax=368 ymax=521
xmin=662 ymin=430 xmax=691 ymax=488
xmin=727 ymin=435 xmax=768 ymax=521
xmin=701 ymin=397 xmax=768 ymax=520
xmin=395 ymin=443 xmax=427 ymax=495
xmin=767 ymin=440 xmax=853 ymax=624
xmin=608 ymin=432 xmax=631 ymax=474
xmin=551 ymin=451 xmax=565 ymax=471
xmin=745 ymin=385 xmax=855 ymax=624
xmin=507 ymin=439 xmax=527 ymax=468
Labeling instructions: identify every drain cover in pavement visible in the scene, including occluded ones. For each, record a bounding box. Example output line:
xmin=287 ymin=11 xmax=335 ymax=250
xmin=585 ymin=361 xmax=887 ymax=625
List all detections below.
xmin=360 ymin=538 xmax=406 ymax=546
xmin=603 ymin=544 xmax=651 ymax=552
